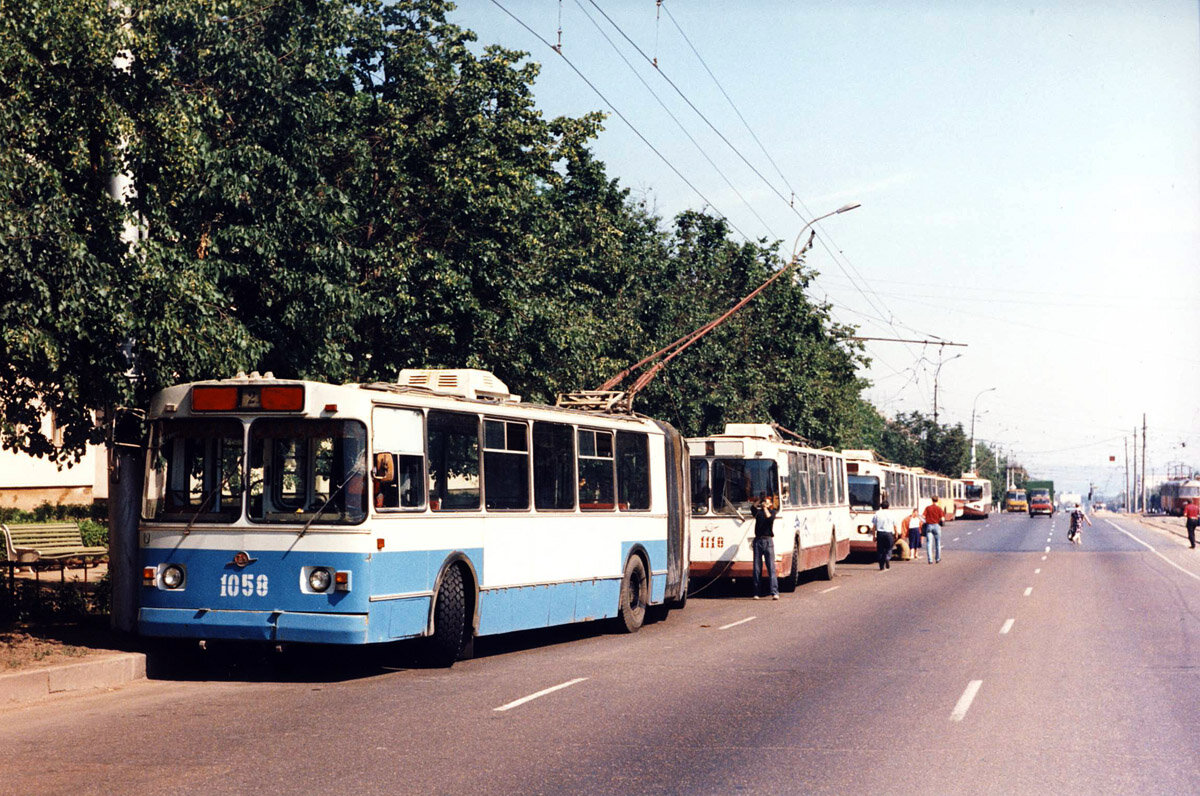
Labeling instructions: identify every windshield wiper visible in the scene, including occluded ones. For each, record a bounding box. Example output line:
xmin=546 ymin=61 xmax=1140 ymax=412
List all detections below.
xmin=299 ymin=461 xmax=366 ymax=537
xmin=183 ymin=463 xmax=240 ymax=536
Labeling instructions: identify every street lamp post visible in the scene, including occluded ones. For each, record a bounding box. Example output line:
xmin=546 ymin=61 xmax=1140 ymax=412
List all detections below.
xmin=790 ymin=203 xmax=862 ymax=262
xmin=969 ymin=387 xmax=996 ymax=472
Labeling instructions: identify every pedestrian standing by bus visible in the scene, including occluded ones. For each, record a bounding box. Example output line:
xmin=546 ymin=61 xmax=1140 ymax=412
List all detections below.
xmin=872 ymin=499 xmax=896 ymax=570
xmin=923 ymin=496 xmax=945 ymax=564
xmin=1184 ymin=501 xmax=1199 ymax=549
xmin=750 ymin=492 xmax=779 ymax=599
xmin=905 ymin=507 xmax=922 ymax=557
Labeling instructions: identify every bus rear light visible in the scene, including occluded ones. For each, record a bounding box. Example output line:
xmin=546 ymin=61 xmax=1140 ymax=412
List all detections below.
xmin=260 ymin=385 xmax=304 ymax=411
xmin=324 ymin=403 xmax=338 ymax=413
xmin=143 ymin=567 xmax=157 ymax=586
xmin=191 ymin=386 xmax=238 ymax=411
xmin=335 ymin=571 xmax=351 ymax=592
xmin=377 ymin=538 xmax=385 ymax=550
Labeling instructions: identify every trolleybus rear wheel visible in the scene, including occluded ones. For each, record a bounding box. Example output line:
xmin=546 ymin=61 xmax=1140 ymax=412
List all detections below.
xmin=617 ymin=556 xmax=648 ymax=633
xmin=780 ymin=537 xmax=800 ymax=593
xmin=821 ymin=534 xmax=837 ymax=581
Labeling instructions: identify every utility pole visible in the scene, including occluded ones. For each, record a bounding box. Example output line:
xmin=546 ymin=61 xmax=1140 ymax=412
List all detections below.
xmin=1124 ymin=437 xmax=1130 ymax=513
xmin=1132 ymin=426 xmax=1139 ymax=513
xmin=1142 ymin=414 xmax=1148 ymax=514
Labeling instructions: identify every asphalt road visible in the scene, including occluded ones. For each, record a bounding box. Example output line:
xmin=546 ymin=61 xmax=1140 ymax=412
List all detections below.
xmin=3 ymin=512 xmax=1198 ymax=796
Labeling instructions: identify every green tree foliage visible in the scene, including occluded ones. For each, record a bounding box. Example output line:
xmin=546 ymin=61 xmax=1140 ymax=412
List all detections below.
xmin=846 ymin=406 xmax=970 ymax=478
xmin=1 ymin=0 xmax=868 ymax=459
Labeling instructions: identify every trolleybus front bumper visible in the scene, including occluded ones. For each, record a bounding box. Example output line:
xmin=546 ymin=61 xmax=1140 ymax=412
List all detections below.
xmin=139 ymin=607 xmax=371 ymax=645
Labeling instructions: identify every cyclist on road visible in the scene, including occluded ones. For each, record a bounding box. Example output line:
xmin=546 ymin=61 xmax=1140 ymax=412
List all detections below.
xmin=1067 ymin=504 xmax=1092 ymax=544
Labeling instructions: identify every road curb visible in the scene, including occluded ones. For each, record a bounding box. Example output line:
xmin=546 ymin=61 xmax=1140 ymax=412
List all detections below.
xmin=0 ymin=651 xmax=147 ymax=708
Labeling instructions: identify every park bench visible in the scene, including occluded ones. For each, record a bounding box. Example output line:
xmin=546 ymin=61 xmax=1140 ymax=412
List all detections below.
xmin=2 ymin=521 xmax=108 ymax=583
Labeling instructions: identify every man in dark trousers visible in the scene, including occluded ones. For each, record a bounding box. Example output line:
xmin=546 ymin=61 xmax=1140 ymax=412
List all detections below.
xmin=1184 ymin=501 xmax=1199 ymax=549
xmin=750 ymin=491 xmax=779 ymax=600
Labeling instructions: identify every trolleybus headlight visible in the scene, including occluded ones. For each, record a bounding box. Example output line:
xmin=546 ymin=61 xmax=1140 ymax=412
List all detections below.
xmin=308 ymin=567 xmax=333 ymax=593
xmin=162 ymin=564 xmax=186 ymax=589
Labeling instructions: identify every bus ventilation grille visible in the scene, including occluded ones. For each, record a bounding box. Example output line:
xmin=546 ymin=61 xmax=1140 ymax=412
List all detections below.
xmin=555 ymin=390 xmax=632 ymax=414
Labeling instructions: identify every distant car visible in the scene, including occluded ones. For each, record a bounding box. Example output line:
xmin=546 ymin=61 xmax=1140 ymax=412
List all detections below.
xmin=1093 ymin=502 xmax=1106 ymax=511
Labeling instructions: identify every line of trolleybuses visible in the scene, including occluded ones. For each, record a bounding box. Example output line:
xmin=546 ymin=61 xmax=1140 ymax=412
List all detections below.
xmin=138 ymin=369 xmax=997 ymax=665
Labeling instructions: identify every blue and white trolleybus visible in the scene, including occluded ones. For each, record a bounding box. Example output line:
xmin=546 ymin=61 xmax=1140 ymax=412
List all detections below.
xmin=138 ymin=369 xmax=689 ymax=663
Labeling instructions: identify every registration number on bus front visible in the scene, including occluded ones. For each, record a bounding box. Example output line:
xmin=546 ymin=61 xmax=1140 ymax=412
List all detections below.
xmin=219 ymin=573 xmax=269 ymax=597
xmin=698 ymin=535 xmax=725 ymax=549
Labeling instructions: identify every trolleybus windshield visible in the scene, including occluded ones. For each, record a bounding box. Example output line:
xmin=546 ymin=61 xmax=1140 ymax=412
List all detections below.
xmin=144 ymin=418 xmax=244 ymax=522
xmin=248 ymin=419 xmax=368 ymax=524
xmin=711 ymin=458 xmax=776 ymax=514
xmin=847 ymin=474 xmax=880 ymax=511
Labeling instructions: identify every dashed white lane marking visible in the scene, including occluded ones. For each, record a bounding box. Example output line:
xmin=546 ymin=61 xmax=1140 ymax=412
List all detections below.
xmin=967 ymin=531 xmax=973 ymax=536
xmin=951 ymin=680 xmax=983 ymax=722
xmin=952 ymin=537 xmax=959 ymax=542
xmin=1023 ymin=587 xmax=1033 ymax=596
xmin=1000 ymin=619 xmax=1015 ymax=634
xmin=495 ymin=678 xmax=589 ymax=712
xmin=1044 ymin=546 xmax=1051 ymax=553
xmin=1034 ymin=568 xmax=1041 ymax=574
xmin=719 ymin=616 xmax=757 ymax=630
xmin=819 ymin=586 xmax=840 ymax=594
xmin=1041 ymin=555 xmax=1047 ymax=561
xmin=1104 ymin=519 xmax=1200 ymax=583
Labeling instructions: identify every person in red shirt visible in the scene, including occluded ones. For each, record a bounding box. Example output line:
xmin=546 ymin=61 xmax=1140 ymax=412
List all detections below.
xmin=1184 ymin=501 xmax=1199 ymax=549
xmin=922 ymin=497 xmax=945 ymax=564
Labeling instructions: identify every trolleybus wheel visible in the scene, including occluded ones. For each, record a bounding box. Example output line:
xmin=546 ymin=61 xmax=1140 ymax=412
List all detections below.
xmin=821 ymin=534 xmax=837 ymax=581
xmin=780 ymin=537 xmax=800 ymax=593
xmin=428 ymin=565 xmax=468 ymax=666
xmin=616 ymin=555 xmax=648 ymax=633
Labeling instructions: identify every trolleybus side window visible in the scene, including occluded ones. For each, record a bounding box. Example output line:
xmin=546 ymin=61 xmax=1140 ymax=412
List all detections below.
xmin=427 ymin=411 xmax=480 ymax=511
xmin=371 ymin=407 xmax=425 ymax=510
xmin=144 ymin=418 xmax=244 ymax=521
xmin=578 ymin=429 xmax=616 ymax=510
xmin=615 ymin=431 xmax=651 ymax=511
xmin=787 ymin=453 xmax=802 ymax=507
xmin=248 ymin=419 xmax=367 ymax=524
xmin=484 ymin=419 xmax=530 ymax=511
xmin=817 ymin=456 xmax=830 ymax=505
xmin=690 ymin=459 xmax=710 ymax=515
xmin=797 ymin=454 xmax=811 ymax=507
xmin=533 ymin=421 xmax=575 ymax=511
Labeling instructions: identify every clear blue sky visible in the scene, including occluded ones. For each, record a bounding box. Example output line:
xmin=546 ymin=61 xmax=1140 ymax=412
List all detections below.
xmin=449 ymin=0 xmax=1200 ymax=499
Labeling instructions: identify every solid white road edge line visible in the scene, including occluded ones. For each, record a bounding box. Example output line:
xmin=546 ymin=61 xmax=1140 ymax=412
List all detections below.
xmin=1023 ymin=587 xmax=1033 ymax=596
xmin=951 ymin=680 xmax=983 ymax=722
xmin=495 ymin=678 xmax=589 ymax=712
xmin=719 ymin=616 xmax=758 ymax=630
xmin=1104 ymin=519 xmax=1200 ymax=583
xmin=1000 ymin=619 xmax=1015 ymax=634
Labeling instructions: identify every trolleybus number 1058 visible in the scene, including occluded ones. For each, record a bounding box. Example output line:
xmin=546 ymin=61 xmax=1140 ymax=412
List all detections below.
xmin=220 ymin=573 xmax=269 ymax=598
xmin=698 ymin=535 xmax=725 ymax=549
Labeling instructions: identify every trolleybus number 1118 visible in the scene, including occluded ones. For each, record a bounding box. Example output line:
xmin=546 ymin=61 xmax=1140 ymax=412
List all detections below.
xmin=698 ymin=535 xmax=725 ymax=549
xmin=220 ymin=573 xmax=269 ymax=598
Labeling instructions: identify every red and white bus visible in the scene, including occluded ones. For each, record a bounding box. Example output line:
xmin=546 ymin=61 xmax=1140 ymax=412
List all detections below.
xmin=1160 ymin=478 xmax=1200 ymax=516
xmin=688 ymin=424 xmax=850 ymax=589
xmin=843 ymin=450 xmax=917 ymax=554
xmin=957 ymin=472 xmax=993 ymax=519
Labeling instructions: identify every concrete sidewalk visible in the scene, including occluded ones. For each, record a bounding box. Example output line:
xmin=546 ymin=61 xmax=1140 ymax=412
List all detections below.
xmin=1 ymin=649 xmax=147 ymax=708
